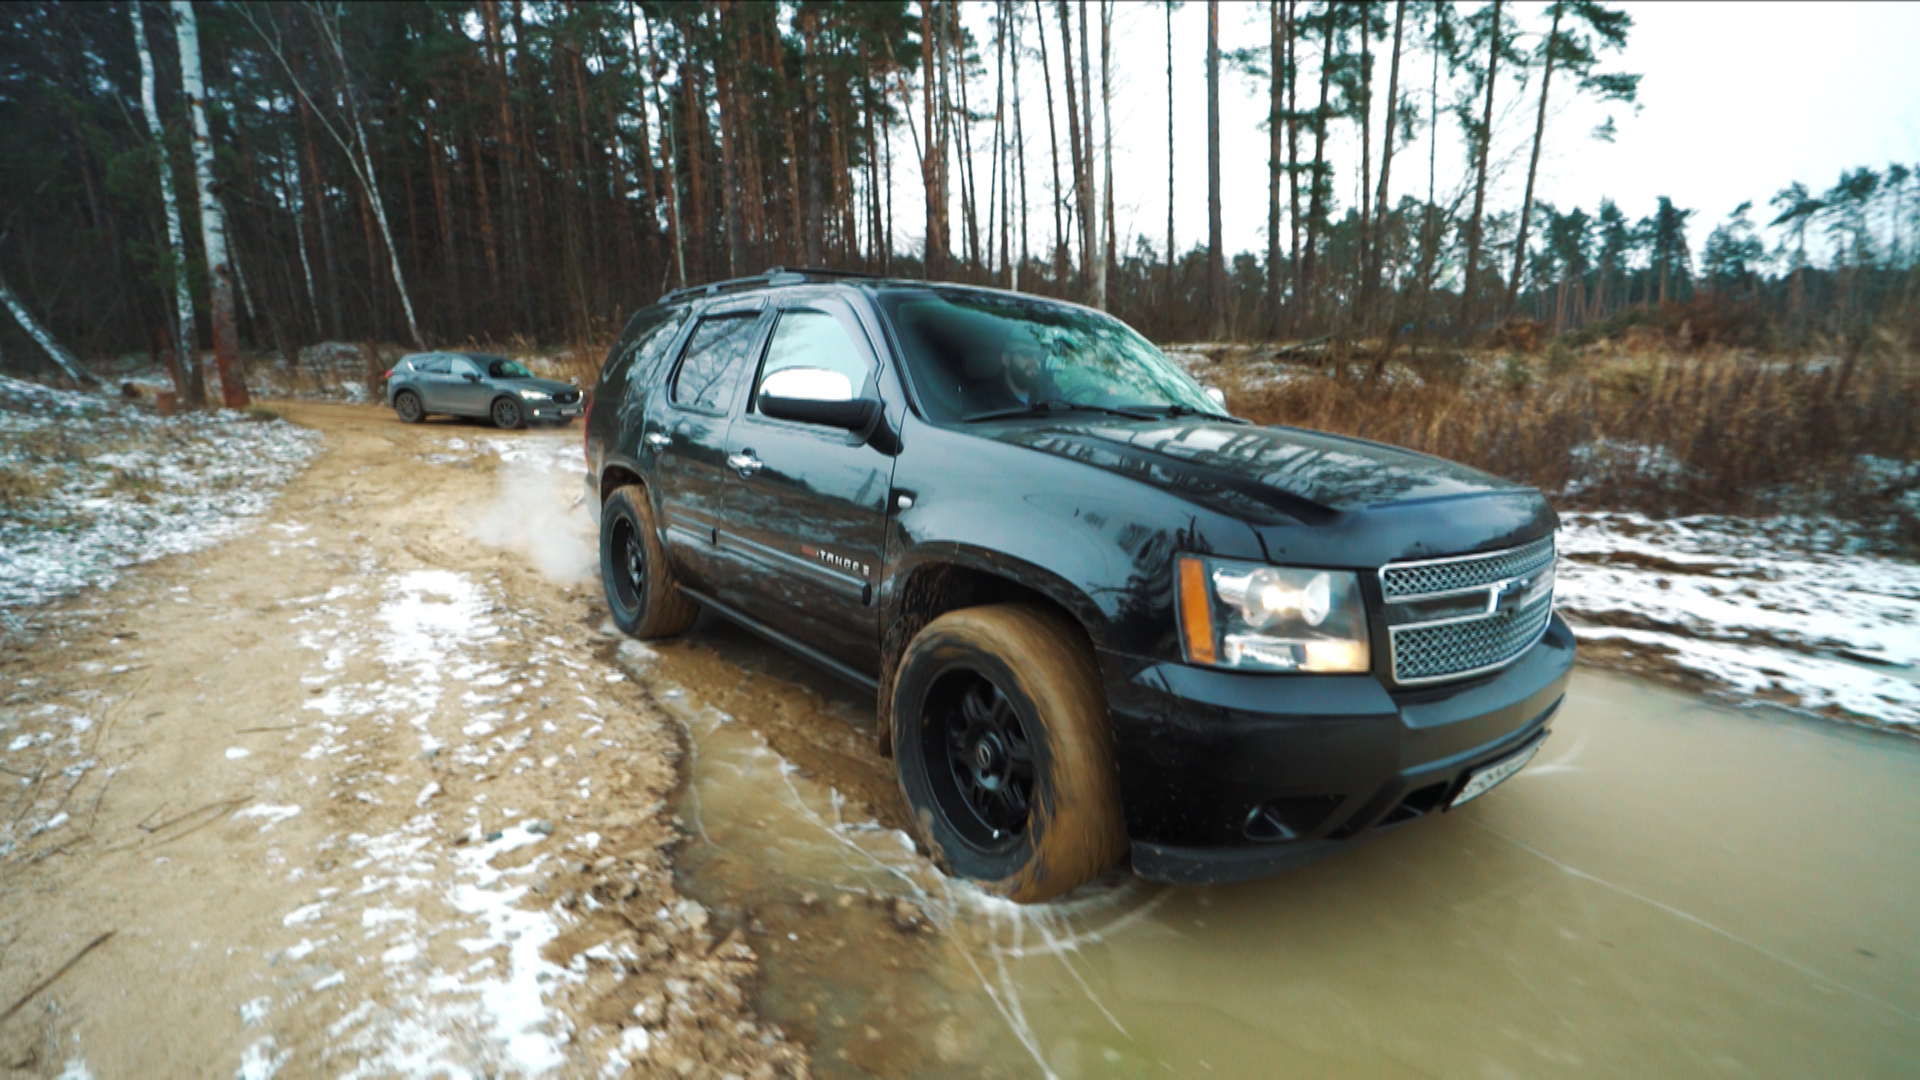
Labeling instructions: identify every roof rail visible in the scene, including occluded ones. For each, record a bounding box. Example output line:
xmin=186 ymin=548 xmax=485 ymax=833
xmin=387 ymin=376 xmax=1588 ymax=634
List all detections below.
xmin=659 ymin=266 xmax=883 ymax=305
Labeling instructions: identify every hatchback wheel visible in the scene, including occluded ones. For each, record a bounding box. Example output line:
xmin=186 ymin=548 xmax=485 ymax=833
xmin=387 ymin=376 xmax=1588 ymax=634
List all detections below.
xmin=599 ymin=485 xmax=698 ymax=638
xmin=892 ymin=604 xmax=1126 ymax=903
xmin=491 ymin=395 xmax=525 ymax=429
xmin=394 ymin=390 xmax=423 ymax=424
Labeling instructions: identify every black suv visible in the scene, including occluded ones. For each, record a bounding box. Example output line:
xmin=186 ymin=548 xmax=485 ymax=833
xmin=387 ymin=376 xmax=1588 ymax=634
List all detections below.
xmin=584 ymin=269 xmax=1573 ymax=902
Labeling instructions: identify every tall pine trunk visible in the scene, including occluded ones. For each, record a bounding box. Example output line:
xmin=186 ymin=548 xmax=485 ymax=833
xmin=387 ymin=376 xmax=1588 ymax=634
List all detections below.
xmin=1098 ymin=0 xmax=1114 ymax=307
xmin=1267 ymin=0 xmax=1284 ymax=338
xmin=1503 ymin=2 xmax=1562 ymax=321
xmin=1459 ymin=0 xmax=1502 ymax=333
xmin=131 ymin=1 xmax=197 ymax=404
xmin=1367 ymin=0 xmax=1406 ymax=318
xmin=1035 ymin=2 xmax=1067 ymax=280
xmin=173 ymin=0 xmax=248 ymax=408
xmin=1165 ymin=1 xmax=1176 ymax=297
xmin=1207 ymin=0 xmax=1226 ymax=339
xmin=919 ymin=1 xmax=948 ymax=277
xmin=1056 ymin=2 xmax=1088 ymax=290
xmin=1300 ymin=7 xmax=1335 ymax=330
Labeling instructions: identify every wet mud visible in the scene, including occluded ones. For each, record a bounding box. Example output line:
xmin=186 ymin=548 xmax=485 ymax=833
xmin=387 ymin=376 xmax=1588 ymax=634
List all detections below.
xmin=638 ymin=620 xmax=1920 ymax=1077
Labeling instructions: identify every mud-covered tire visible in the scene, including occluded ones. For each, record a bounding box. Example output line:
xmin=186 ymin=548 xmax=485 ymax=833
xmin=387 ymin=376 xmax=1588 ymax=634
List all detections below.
xmin=491 ymin=395 xmax=525 ymax=429
xmin=599 ymin=485 xmax=698 ymax=639
xmin=394 ymin=390 xmax=424 ymax=424
xmin=892 ymin=604 xmax=1126 ymax=903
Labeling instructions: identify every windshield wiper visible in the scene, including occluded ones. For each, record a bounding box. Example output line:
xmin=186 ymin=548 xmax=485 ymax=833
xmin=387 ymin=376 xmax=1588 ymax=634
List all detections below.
xmin=1151 ymin=402 xmax=1247 ymax=424
xmin=962 ymin=400 xmax=1157 ymax=423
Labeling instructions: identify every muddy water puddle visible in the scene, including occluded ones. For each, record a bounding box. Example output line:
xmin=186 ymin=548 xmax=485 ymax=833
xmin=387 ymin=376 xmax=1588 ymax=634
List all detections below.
xmin=618 ymin=617 xmax=1920 ymax=1077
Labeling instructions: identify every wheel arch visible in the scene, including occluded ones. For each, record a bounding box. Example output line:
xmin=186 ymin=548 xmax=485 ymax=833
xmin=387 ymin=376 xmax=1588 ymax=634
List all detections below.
xmin=877 ymin=552 xmax=1105 ymax=757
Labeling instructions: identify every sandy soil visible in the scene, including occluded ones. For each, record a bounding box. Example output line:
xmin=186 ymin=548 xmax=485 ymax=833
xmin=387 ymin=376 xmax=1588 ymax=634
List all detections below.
xmin=0 ymin=403 xmax=808 ymax=1078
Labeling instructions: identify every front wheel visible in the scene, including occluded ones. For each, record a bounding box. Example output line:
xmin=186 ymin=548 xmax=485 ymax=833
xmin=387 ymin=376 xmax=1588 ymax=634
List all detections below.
xmin=394 ymin=390 xmax=423 ymax=423
xmin=491 ymin=395 xmax=525 ymax=429
xmin=892 ymin=604 xmax=1126 ymax=903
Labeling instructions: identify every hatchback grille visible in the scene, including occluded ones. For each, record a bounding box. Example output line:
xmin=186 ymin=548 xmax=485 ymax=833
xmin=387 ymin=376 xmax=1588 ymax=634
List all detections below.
xmin=1380 ymin=535 xmax=1555 ymax=600
xmin=552 ymin=388 xmax=581 ymax=405
xmin=1381 ymin=537 xmax=1557 ymax=685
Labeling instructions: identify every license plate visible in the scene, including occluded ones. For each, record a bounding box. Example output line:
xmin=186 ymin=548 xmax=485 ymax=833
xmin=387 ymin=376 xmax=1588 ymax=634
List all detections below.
xmin=1450 ymin=734 xmax=1547 ymax=808
xmin=559 ymin=407 xmax=580 ymax=416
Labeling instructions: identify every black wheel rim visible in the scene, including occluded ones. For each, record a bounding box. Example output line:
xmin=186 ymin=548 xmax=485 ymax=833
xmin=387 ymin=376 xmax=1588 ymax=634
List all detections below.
xmin=922 ymin=667 xmax=1035 ymax=850
xmin=494 ymin=399 xmax=519 ymax=427
xmin=608 ymin=514 xmax=645 ymax=613
xmin=397 ymin=393 xmax=419 ymax=420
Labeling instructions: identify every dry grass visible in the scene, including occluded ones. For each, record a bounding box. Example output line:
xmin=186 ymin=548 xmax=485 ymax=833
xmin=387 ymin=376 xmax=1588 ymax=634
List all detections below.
xmin=1218 ymin=330 xmax=1920 ymax=527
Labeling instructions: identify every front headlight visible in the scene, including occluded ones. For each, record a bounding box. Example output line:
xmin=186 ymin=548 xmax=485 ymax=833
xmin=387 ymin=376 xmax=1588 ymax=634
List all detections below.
xmin=517 ymin=388 xmax=551 ymax=401
xmin=1176 ymin=555 xmax=1371 ymax=673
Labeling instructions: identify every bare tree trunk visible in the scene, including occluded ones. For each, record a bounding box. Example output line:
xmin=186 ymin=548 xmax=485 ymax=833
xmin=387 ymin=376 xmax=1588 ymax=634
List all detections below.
xmin=0 ymin=277 xmax=94 ymax=385
xmin=173 ymin=0 xmax=248 ymax=408
xmin=1300 ymin=7 xmax=1336 ymax=330
xmin=954 ymin=17 xmax=984 ymax=271
xmin=1459 ymin=0 xmax=1503 ymax=333
xmin=1098 ymin=0 xmax=1114 ymax=308
xmin=1035 ymin=2 xmax=1067 ymax=281
xmin=1285 ymin=0 xmax=1301 ymax=330
xmin=1011 ymin=0 xmax=1028 ymax=287
xmin=1267 ymin=0 xmax=1284 ymax=338
xmin=1367 ymin=0 xmax=1406 ymax=316
xmin=920 ymin=1 xmax=949 ymax=277
xmin=1356 ymin=2 xmax=1374 ymax=308
xmin=1503 ymin=1 xmax=1561 ymax=321
xmin=642 ymin=10 xmax=687 ymax=288
xmin=131 ymin=0 xmax=196 ymax=404
xmin=1076 ymin=1 xmax=1098 ymax=303
xmin=1207 ymin=0 xmax=1226 ymax=339
xmin=284 ymin=135 xmax=323 ymax=340
xmin=1165 ymin=0 xmax=1176 ymax=296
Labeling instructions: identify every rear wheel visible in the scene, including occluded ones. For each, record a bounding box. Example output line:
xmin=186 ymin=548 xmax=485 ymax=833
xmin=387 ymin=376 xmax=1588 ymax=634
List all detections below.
xmin=491 ymin=395 xmax=525 ymax=429
xmin=394 ymin=390 xmax=423 ymax=424
xmin=600 ymin=485 xmax=698 ymax=638
xmin=892 ymin=604 xmax=1126 ymax=903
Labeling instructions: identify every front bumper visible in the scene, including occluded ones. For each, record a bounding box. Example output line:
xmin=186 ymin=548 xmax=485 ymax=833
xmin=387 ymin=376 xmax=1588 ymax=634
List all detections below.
xmin=1102 ymin=614 xmax=1575 ymax=885
xmin=526 ymin=400 xmax=582 ymax=422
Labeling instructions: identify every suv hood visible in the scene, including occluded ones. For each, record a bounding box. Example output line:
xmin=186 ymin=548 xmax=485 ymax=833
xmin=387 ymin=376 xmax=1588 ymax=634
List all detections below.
xmin=982 ymin=416 xmax=1521 ymax=515
xmin=977 ymin=416 xmax=1555 ymax=565
xmin=499 ymin=376 xmax=578 ymax=396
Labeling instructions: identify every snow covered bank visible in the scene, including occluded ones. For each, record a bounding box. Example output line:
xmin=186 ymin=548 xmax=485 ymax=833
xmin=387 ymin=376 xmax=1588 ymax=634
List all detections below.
xmin=1557 ymin=512 xmax=1920 ymax=730
xmin=0 ymin=374 xmax=319 ymax=611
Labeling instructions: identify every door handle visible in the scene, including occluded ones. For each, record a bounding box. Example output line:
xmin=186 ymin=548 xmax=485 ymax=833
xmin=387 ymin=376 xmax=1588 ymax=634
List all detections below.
xmin=645 ymin=432 xmax=671 ymax=449
xmin=726 ymin=451 xmax=763 ymax=477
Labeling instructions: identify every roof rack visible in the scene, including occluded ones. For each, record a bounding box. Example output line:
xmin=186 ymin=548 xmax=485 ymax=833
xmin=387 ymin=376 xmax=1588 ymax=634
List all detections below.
xmin=659 ymin=266 xmax=883 ymax=305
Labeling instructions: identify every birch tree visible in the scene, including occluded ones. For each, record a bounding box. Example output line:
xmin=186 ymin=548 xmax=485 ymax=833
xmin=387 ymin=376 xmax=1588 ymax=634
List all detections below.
xmin=0 ymin=275 xmax=95 ymax=386
xmin=236 ymin=2 xmax=424 ymax=349
xmin=172 ymin=0 xmax=248 ymax=409
xmin=131 ymin=1 xmax=201 ymax=406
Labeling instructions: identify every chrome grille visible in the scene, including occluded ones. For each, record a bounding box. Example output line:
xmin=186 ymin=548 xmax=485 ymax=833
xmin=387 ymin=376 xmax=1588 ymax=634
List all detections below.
xmin=1380 ymin=535 xmax=1555 ymax=600
xmin=1389 ymin=595 xmax=1554 ymax=683
xmin=553 ymin=388 xmax=582 ymax=405
xmin=1380 ymin=536 xmax=1557 ymax=684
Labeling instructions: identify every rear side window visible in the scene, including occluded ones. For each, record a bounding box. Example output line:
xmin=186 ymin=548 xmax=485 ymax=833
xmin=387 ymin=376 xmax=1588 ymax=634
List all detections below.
xmin=671 ymin=314 xmax=761 ymax=413
xmin=418 ymin=356 xmax=452 ymax=374
xmin=610 ymin=310 xmax=689 ymax=397
xmin=754 ymin=310 xmax=872 ymax=407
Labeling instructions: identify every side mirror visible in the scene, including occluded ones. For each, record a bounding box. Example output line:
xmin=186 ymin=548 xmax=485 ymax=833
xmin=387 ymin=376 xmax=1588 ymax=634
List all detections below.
xmin=1205 ymin=387 xmax=1227 ymax=407
xmin=758 ymin=367 xmax=879 ymax=432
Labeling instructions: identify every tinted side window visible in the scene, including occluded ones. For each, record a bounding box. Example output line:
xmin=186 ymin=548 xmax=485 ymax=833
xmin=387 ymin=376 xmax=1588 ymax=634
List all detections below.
xmin=754 ymin=311 xmax=872 ymax=407
xmin=617 ymin=311 xmax=690 ymax=396
xmin=671 ymin=314 xmax=761 ymax=413
xmin=599 ymin=308 xmax=677 ymax=392
xmin=419 ymin=356 xmax=452 ymax=374
xmin=449 ymin=356 xmax=481 ymax=378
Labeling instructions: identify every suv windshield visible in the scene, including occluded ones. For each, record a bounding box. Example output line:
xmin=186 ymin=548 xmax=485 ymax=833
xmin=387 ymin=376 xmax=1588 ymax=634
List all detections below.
xmin=477 ymin=356 xmax=533 ymax=379
xmin=877 ymin=288 xmax=1219 ymax=423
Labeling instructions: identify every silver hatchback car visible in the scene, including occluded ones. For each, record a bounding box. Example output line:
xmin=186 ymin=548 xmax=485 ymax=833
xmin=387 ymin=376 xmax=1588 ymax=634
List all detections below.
xmin=386 ymin=352 xmax=583 ymax=428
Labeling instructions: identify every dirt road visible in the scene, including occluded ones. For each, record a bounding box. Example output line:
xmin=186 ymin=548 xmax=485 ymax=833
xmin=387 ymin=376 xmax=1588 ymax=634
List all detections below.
xmin=0 ymin=403 xmax=805 ymax=1078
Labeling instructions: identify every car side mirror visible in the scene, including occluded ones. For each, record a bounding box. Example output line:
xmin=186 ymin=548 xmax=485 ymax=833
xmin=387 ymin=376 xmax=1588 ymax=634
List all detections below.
xmin=1206 ymin=387 xmax=1227 ymax=408
xmin=464 ymin=373 xmax=481 ymax=383
xmin=757 ymin=367 xmax=879 ymax=432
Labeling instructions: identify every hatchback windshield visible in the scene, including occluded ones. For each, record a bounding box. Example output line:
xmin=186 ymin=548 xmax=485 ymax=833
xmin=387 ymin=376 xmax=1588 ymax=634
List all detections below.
xmin=876 ymin=289 xmax=1219 ymax=423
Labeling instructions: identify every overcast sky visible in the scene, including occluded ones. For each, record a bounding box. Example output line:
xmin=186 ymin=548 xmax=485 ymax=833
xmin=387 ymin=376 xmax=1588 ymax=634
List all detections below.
xmin=898 ymin=1 xmax=1920 ymax=265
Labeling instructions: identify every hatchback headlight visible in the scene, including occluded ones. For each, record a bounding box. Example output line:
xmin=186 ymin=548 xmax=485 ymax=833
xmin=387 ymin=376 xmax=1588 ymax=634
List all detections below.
xmin=1176 ymin=555 xmax=1371 ymax=673
xmin=517 ymin=388 xmax=550 ymax=400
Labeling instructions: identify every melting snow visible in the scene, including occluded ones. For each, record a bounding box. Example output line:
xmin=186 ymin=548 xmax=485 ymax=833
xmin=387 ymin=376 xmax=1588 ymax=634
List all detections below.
xmin=1557 ymin=512 xmax=1920 ymax=727
xmin=0 ymin=374 xmax=319 ymax=610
